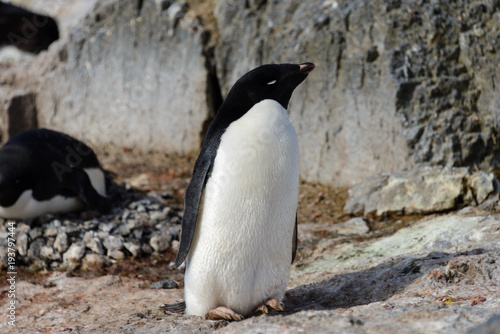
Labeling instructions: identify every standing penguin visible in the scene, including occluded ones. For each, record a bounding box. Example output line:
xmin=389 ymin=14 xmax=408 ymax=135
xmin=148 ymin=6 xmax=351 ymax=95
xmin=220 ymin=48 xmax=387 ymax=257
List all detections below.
xmin=176 ymin=62 xmax=315 ymax=320
xmin=0 ymin=128 xmax=109 ymax=219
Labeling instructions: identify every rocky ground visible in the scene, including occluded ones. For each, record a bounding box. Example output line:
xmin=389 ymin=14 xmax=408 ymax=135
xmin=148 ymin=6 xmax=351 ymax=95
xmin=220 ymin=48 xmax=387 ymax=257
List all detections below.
xmin=0 ymin=148 xmax=499 ymax=333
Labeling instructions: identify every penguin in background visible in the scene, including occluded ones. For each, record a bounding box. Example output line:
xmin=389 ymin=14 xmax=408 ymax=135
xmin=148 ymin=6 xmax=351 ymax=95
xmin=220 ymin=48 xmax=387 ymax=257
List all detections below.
xmin=176 ymin=62 xmax=315 ymax=320
xmin=0 ymin=2 xmax=60 ymax=53
xmin=0 ymin=128 xmax=109 ymax=219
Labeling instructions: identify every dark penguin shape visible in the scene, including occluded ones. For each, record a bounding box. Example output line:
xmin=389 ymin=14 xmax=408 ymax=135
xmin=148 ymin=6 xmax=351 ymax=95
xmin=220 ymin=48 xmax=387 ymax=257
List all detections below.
xmin=0 ymin=128 xmax=109 ymax=219
xmin=176 ymin=62 xmax=315 ymax=320
xmin=0 ymin=2 xmax=59 ymax=53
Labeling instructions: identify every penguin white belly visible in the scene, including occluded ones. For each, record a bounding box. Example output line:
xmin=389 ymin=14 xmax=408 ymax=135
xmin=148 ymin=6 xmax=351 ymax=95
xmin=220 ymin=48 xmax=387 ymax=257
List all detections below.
xmin=0 ymin=189 xmax=83 ymax=219
xmin=185 ymin=99 xmax=300 ymax=317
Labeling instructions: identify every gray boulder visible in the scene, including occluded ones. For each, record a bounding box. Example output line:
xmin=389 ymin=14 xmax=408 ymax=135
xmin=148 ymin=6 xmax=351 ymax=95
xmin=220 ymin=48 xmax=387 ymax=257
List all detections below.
xmin=344 ymin=167 xmax=499 ymax=216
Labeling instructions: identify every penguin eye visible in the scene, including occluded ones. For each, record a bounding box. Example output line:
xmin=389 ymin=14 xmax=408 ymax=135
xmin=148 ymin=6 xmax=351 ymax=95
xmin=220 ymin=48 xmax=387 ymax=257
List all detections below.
xmin=267 ymin=80 xmax=277 ymax=85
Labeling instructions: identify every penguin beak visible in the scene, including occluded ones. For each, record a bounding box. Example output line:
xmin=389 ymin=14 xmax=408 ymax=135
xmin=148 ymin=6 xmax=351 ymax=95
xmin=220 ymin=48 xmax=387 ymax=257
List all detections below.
xmin=299 ymin=62 xmax=315 ymax=74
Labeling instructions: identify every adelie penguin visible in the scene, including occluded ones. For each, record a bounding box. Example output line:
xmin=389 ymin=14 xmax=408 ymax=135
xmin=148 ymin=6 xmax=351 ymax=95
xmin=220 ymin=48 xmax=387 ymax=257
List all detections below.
xmin=176 ymin=62 xmax=315 ymax=320
xmin=0 ymin=128 xmax=110 ymax=219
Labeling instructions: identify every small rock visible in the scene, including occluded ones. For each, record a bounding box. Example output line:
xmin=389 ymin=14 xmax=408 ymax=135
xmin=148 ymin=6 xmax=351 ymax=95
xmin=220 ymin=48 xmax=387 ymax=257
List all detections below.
xmin=132 ymin=228 xmax=143 ymax=240
xmin=44 ymin=227 xmax=58 ymax=238
xmin=40 ymin=245 xmax=61 ymax=261
xmin=96 ymin=231 xmax=109 ymax=240
xmin=123 ymin=241 xmax=141 ymax=257
xmin=151 ymin=280 xmax=179 ymax=289
xmin=150 ymin=233 xmax=170 ymax=253
xmin=141 ymin=243 xmax=153 ymax=255
xmin=170 ymin=240 xmax=179 ymax=253
xmin=61 ymin=221 xmax=80 ymax=234
xmin=17 ymin=232 xmax=29 ymax=257
xmin=29 ymin=227 xmax=43 ymax=240
xmin=83 ymin=231 xmax=105 ymax=255
xmin=116 ymin=224 xmax=130 ymax=236
xmin=50 ymin=219 xmax=63 ymax=228
xmin=108 ymin=250 xmax=125 ymax=261
xmin=122 ymin=209 xmax=132 ymax=221
xmin=127 ymin=219 xmax=142 ymax=230
xmin=81 ymin=253 xmax=107 ymax=271
xmin=99 ymin=222 xmax=116 ymax=233
xmin=103 ymin=235 xmax=123 ymax=253
xmin=150 ymin=211 xmax=167 ymax=222
xmin=27 ymin=238 xmax=44 ymax=259
xmin=54 ymin=232 xmax=69 ymax=253
xmin=334 ymin=217 xmax=370 ymax=235
xmin=63 ymin=242 xmax=86 ymax=263
xmin=83 ymin=220 xmax=99 ymax=230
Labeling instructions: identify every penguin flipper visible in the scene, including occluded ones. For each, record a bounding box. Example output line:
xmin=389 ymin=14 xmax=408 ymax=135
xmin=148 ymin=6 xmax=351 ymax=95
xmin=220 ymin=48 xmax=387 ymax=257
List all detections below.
xmin=175 ymin=155 xmax=212 ymax=267
xmin=292 ymin=214 xmax=298 ymax=263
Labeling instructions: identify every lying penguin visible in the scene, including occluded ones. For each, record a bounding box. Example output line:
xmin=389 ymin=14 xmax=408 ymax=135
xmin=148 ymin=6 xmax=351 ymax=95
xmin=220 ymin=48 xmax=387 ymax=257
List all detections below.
xmin=176 ymin=62 xmax=315 ymax=320
xmin=0 ymin=128 xmax=109 ymax=219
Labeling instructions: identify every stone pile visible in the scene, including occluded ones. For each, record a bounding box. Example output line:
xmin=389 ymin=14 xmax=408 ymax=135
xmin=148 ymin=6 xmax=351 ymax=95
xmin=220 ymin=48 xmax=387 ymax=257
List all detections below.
xmin=0 ymin=187 xmax=182 ymax=271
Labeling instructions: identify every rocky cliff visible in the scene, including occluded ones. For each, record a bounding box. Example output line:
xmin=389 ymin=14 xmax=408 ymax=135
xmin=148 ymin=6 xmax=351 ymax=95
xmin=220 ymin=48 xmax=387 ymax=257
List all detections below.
xmin=1 ymin=0 xmax=499 ymax=187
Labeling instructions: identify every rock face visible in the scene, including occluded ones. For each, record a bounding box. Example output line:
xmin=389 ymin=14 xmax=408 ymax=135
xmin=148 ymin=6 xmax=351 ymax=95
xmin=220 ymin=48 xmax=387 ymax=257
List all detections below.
xmin=1 ymin=0 xmax=500 ymax=186
xmin=214 ymin=0 xmax=500 ymax=185
xmin=35 ymin=0 xmax=215 ymax=154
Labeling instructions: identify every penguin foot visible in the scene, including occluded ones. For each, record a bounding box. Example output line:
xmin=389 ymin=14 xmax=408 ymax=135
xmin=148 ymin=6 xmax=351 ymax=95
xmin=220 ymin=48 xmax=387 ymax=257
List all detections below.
xmin=255 ymin=298 xmax=285 ymax=314
xmin=205 ymin=306 xmax=244 ymax=321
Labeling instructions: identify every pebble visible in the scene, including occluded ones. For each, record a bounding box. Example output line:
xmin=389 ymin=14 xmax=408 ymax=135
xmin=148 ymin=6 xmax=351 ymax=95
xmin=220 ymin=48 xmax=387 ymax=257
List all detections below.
xmin=116 ymin=224 xmax=130 ymax=236
xmin=27 ymin=239 xmax=44 ymax=258
xmin=150 ymin=233 xmax=170 ymax=253
xmin=40 ymin=245 xmax=61 ymax=261
xmin=83 ymin=231 xmax=105 ymax=255
xmin=150 ymin=280 xmax=179 ymax=289
xmin=54 ymin=232 xmax=69 ymax=253
xmin=44 ymin=227 xmax=58 ymax=238
xmin=81 ymin=254 xmax=106 ymax=271
xmin=29 ymin=227 xmax=44 ymax=240
xmin=63 ymin=242 xmax=86 ymax=263
xmin=150 ymin=211 xmax=167 ymax=222
xmin=99 ymin=222 xmax=115 ymax=233
xmin=108 ymin=250 xmax=125 ymax=261
xmin=104 ymin=235 xmax=123 ymax=253
xmin=123 ymin=242 xmax=141 ymax=257
xmin=17 ymin=232 xmax=29 ymax=257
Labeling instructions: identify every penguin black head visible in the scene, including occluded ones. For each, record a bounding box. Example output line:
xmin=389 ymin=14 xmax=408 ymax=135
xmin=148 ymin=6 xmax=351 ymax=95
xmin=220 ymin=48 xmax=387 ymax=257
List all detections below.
xmin=221 ymin=62 xmax=316 ymax=120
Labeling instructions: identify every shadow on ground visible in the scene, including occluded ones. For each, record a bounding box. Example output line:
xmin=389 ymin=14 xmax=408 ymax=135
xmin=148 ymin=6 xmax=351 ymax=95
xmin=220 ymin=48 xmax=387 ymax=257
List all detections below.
xmin=283 ymin=248 xmax=488 ymax=314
